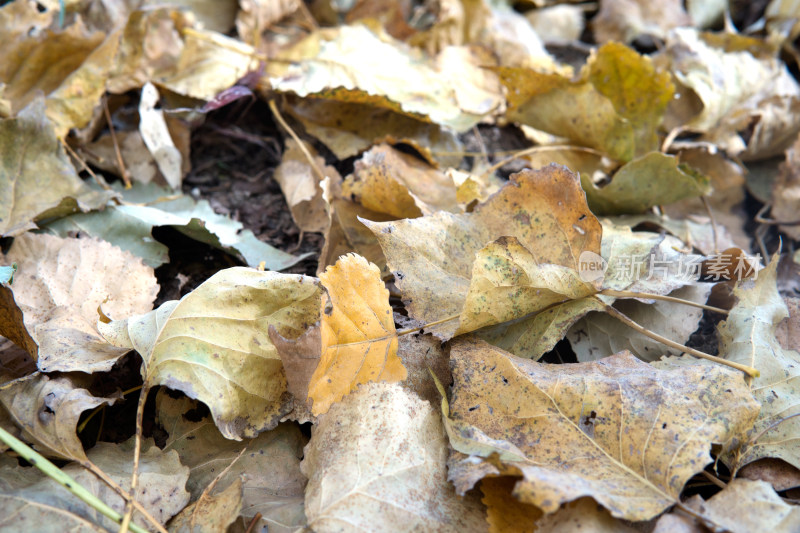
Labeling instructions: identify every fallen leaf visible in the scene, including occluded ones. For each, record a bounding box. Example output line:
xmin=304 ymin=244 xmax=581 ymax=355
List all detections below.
xmin=168 ymin=476 xmax=243 ymax=533
xmin=690 ymin=479 xmax=800 ymax=533
xmin=535 ymin=497 xmax=639 ymax=533
xmin=42 ymin=183 xmax=308 ymax=269
xmin=273 ymin=139 xmax=342 ymax=233
xmin=308 ymin=254 xmax=406 ymax=415
xmin=772 ymin=132 xmax=800 ymax=240
xmin=99 ymin=267 xmax=322 ymax=439
xmin=345 ymin=143 xmax=460 ymax=217
xmin=157 ymin=392 xmax=307 ymax=533
xmin=139 ymin=82 xmax=182 ymax=189
xmin=446 ymin=338 xmax=759 ymax=521
xmin=301 ymin=382 xmax=486 ymax=532
xmin=365 ymin=165 xmax=601 ymax=339
xmin=717 ymin=258 xmax=800 ymax=471
xmin=282 ymin=96 xmax=464 ymax=168
xmin=0 ymin=438 xmax=189 ymax=531
xmin=593 ymin=0 xmax=691 ymax=44
xmin=568 ymin=284 xmax=712 ymax=362
xmin=1 ymin=233 xmax=158 ymax=373
xmin=480 ymin=476 xmax=541 ymax=533
xmin=0 ymin=372 xmax=116 ymax=461
xmin=739 ymin=458 xmax=800 ymax=491
xmin=776 ymin=296 xmax=800 ymax=351
xmin=270 ymin=24 xmax=502 ymax=131
xmin=498 ymin=42 xmax=673 ymax=161
xmin=0 ymin=98 xmax=114 ymax=237
xmin=582 ymin=152 xmax=710 ymax=215
xmin=166 ymin=0 xmax=239 ymax=34
xmin=269 ymin=323 xmax=320 ymax=413
xmin=236 ymin=0 xmax=301 ymax=46
xmin=664 ymin=28 xmax=800 ymax=159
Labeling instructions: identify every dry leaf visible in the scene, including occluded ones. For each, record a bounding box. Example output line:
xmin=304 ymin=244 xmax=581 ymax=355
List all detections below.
xmin=446 ymin=338 xmax=759 ymax=521
xmin=364 ymin=165 xmax=601 ymax=339
xmin=0 ymin=373 xmax=116 ymax=461
xmin=772 ymin=133 xmax=800 ymax=240
xmin=345 ymin=143 xmax=460 ymax=217
xmin=690 ymin=479 xmax=800 ymax=533
xmin=718 ymin=259 xmax=800 ymax=471
xmin=169 ymin=477 xmax=243 ymax=533
xmin=139 ymin=82 xmax=182 ymax=189
xmin=308 ymin=254 xmax=406 ymax=415
xmin=99 ymin=267 xmax=322 ymax=439
xmin=593 ymin=0 xmax=691 ymax=44
xmin=739 ymin=458 xmax=800 ymax=491
xmin=0 ymin=98 xmax=114 ymax=237
xmin=535 ymin=498 xmax=639 ymax=533
xmin=273 ymin=139 xmax=342 ymax=233
xmin=301 ymin=382 xmax=486 ymax=532
xmin=1 ymin=233 xmax=158 ymax=373
xmin=270 ymin=24 xmax=502 ymax=131
xmin=236 ymin=0 xmax=301 ymax=45
xmin=157 ymin=392 xmax=307 ymax=533
xmin=0 ymin=438 xmax=189 ymax=531
xmin=480 ymin=476 xmax=541 ymax=533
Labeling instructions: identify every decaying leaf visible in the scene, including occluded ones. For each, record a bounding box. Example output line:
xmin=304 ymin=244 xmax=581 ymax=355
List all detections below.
xmin=1 ymin=233 xmax=158 ymax=373
xmin=0 ymin=98 xmax=113 ymax=237
xmin=273 ymin=139 xmax=342 ymax=233
xmin=99 ymin=267 xmax=322 ymax=439
xmin=0 ymin=373 xmax=116 ymax=461
xmin=446 ymin=338 xmax=759 ymax=521
xmin=534 ymin=497 xmax=639 ymax=533
xmin=302 ymin=382 xmax=486 ymax=532
xmin=270 ymin=24 xmax=502 ymax=131
xmin=498 ymin=42 xmax=673 ymax=161
xmin=772 ymin=132 xmax=800 ymax=240
xmin=687 ymin=479 xmax=800 ymax=533
xmin=718 ymin=259 xmax=800 ymax=472
xmin=158 ymin=392 xmax=307 ymax=533
xmin=0 ymin=438 xmax=189 ymax=531
xmin=480 ymin=476 xmax=541 ymax=533
xmin=308 ymin=254 xmax=406 ymax=415
xmin=365 ymin=164 xmax=601 ymax=339
xmin=593 ymin=0 xmax=691 ymax=44
xmin=138 ymin=82 xmax=182 ymax=189
xmin=168 ymin=476 xmax=243 ymax=533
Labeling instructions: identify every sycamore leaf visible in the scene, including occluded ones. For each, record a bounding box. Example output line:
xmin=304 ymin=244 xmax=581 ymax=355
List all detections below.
xmin=157 ymin=392 xmax=307 ymax=533
xmin=0 ymin=373 xmax=116 ymax=461
xmin=168 ymin=477 xmax=243 ymax=533
xmin=308 ymin=254 xmax=406 ymax=415
xmin=582 ymin=152 xmax=710 ymax=215
xmin=497 ymin=42 xmax=673 ymax=161
xmin=717 ymin=259 xmax=800 ymax=471
xmin=364 ymin=164 xmax=601 ymax=339
xmin=0 ymin=98 xmax=114 ymax=237
xmin=0 ymin=439 xmax=189 ymax=531
xmin=99 ymin=267 xmax=322 ymax=439
xmin=446 ymin=338 xmax=759 ymax=521
xmin=270 ymin=24 xmax=502 ymax=131
xmin=301 ymin=382 xmax=486 ymax=532
xmin=1 ymin=233 xmax=158 ymax=373
xmin=344 ymin=143 xmax=460 ymax=218
xmin=689 ymin=479 xmax=800 ymax=533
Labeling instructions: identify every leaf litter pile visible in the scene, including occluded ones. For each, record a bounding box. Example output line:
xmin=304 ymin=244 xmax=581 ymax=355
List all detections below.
xmin=4 ymin=0 xmax=800 ymax=531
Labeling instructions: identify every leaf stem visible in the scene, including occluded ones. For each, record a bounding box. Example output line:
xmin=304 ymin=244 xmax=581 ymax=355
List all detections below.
xmin=268 ymin=99 xmax=328 ymax=184
xmin=119 ymin=382 xmax=152 ymax=533
xmin=599 ymin=289 xmax=729 ymax=315
xmin=0 ymin=426 xmax=150 ymax=533
xmin=600 ymin=302 xmax=759 ymax=377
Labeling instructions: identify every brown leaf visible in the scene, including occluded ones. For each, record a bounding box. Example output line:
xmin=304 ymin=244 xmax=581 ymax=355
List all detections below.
xmin=480 ymin=477 xmax=541 ymax=533
xmin=308 ymin=254 xmax=406 ymax=415
xmin=691 ymin=479 xmax=800 ymax=533
xmin=446 ymin=338 xmax=759 ymax=521
xmin=269 ymin=323 xmax=321 ymax=406
xmin=2 ymin=233 xmax=158 ymax=373
xmin=593 ymin=0 xmax=691 ymax=44
xmin=169 ymin=477 xmax=243 ymax=533
xmin=301 ymin=382 xmax=486 ymax=532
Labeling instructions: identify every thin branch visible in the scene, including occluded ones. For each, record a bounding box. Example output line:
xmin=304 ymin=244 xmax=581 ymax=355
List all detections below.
xmin=268 ymin=99 xmax=328 ymax=184
xmin=118 ymin=382 xmax=152 ymax=533
xmin=102 ymin=96 xmax=131 ymax=189
xmin=700 ymin=196 xmax=720 ymax=254
xmin=599 ymin=289 xmax=729 ymax=315
xmin=600 ymin=301 xmax=759 ymax=377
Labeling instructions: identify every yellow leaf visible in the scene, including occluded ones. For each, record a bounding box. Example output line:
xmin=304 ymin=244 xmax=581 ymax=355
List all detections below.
xmin=308 ymin=254 xmax=406 ymax=415
xmin=446 ymin=337 xmax=759 ymax=521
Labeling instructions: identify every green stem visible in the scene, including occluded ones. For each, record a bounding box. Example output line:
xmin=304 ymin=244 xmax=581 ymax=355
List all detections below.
xmin=0 ymin=426 xmax=150 ymax=533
